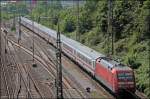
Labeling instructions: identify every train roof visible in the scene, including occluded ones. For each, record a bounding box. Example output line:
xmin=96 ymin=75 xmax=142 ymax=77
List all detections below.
xmin=62 ymin=36 xmax=105 ymax=60
xmin=115 ymin=66 xmax=132 ymax=71
xmin=99 ymin=57 xmax=132 ymax=70
xmin=21 ymin=17 xmax=105 ymax=60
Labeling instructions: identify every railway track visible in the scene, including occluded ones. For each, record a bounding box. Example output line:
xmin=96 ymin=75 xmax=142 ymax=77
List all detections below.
xmin=33 ymin=37 xmax=89 ymax=98
xmin=116 ymin=89 xmax=142 ymax=99
xmin=23 ymin=28 xmax=89 ymax=98
xmin=20 ymin=24 xmax=114 ymax=98
xmin=135 ymin=90 xmax=148 ymax=99
xmin=1 ymin=63 xmax=10 ymax=98
xmin=7 ymin=37 xmax=65 ymax=97
xmin=7 ymin=39 xmax=51 ymax=98
xmin=1 ymin=29 xmax=47 ymax=98
xmin=0 ymin=41 xmax=9 ymax=98
xmin=1 ymin=24 xmax=106 ymax=98
xmin=1 ymin=34 xmax=16 ymax=98
xmin=13 ymin=48 xmax=43 ymax=98
xmin=7 ymin=29 xmax=87 ymax=98
xmin=1 ymin=32 xmax=35 ymax=98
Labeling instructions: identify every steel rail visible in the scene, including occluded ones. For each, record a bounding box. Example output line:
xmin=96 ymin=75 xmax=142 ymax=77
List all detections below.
xmin=8 ymin=40 xmax=44 ymax=98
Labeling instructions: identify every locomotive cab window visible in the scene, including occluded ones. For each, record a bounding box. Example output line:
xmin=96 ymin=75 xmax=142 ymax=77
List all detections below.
xmin=117 ymin=72 xmax=133 ymax=81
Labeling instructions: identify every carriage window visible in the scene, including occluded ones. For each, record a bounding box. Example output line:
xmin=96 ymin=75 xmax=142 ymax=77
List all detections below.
xmin=87 ymin=59 xmax=92 ymax=65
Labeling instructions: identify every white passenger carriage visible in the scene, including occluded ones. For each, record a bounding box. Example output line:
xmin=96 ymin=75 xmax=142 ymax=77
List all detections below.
xmin=20 ymin=17 xmax=105 ymax=75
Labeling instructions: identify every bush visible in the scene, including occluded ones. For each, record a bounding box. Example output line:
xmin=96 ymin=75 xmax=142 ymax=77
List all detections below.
xmin=128 ymin=57 xmax=141 ymax=69
xmin=63 ymin=18 xmax=76 ymax=32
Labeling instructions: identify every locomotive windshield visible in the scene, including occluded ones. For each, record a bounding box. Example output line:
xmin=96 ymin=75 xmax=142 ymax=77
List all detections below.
xmin=117 ymin=72 xmax=133 ymax=81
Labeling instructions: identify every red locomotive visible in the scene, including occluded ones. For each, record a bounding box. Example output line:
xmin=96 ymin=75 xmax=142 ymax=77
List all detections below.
xmin=95 ymin=57 xmax=136 ymax=94
xmin=20 ymin=17 xmax=136 ymax=94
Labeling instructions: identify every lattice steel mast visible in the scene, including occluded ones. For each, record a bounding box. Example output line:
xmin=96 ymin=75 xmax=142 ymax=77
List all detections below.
xmin=56 ymin=17 xmax=63 ymax=98
xmin=108 ymin=0 xmax=114 ymax=56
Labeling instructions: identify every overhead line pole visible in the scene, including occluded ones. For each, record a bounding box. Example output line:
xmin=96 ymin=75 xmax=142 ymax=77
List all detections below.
xmin=108 ymin=0 xmax=114 ymax=56
xmin=18 ymin=9 xmax=21 ymax=43
xmin=111 ymin=0 xmax=114 ymax=56
xmin=12 ymin=10 xmax=16 ymax=29
xmin=51 ymin=0 xmax=54 ymax=29
xmin=76 ymin=0 xmax=80 ymax=42
xmin=148 ymin=11 xmax=150 ymax=97
xmin=13 ymin=3 xmax=16 ymax=27
xmin=45 ymin=0 xmax=48 ymax=17
xmin=56 ymin=17 xmax=63 ymax=99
